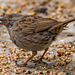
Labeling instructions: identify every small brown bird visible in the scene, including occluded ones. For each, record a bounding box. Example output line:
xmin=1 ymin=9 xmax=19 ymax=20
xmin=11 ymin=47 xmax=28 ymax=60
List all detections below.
xmin=0 ymin=14 xmax=75 ymax=67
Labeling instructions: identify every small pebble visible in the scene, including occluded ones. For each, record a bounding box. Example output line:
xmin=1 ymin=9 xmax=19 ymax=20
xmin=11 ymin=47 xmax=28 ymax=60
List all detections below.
xmin=47 ymin=71 xmax=50 ymax=73
xmin=39 ymin=71 xmax=43 ymax=74
xmin=34 ymin=8 xmax=47 ymax=13
xmin=23 ymin=70 xmax=26 ymax=72
xmin=28 ymin=71 xmax=32 ymax=74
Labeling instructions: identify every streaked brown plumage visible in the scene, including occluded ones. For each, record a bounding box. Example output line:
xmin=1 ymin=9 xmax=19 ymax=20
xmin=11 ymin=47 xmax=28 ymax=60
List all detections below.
xmin=0 ymin=14 xmax=75 ymax=67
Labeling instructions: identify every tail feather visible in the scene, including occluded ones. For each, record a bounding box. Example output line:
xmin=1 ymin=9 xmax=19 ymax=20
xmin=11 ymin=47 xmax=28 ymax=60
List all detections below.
xmin=49 ymin=18 xmax=75 ymax=31
xmin=63 ymin=18 xmax=75 ymax=25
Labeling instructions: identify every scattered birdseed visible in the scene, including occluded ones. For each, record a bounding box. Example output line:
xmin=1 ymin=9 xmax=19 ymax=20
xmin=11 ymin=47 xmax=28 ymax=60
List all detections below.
xmin=1 ymin=45 xmax=6 ymax=48
xmin=67 ymin=34 xmax=74 ymax=36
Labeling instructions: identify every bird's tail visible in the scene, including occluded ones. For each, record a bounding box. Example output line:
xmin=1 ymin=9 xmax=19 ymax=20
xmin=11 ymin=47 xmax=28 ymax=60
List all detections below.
xmin=50 ymin=18 xmax=75 ymax=31
xmin=61 ymin=18 xmax=75 ymax=26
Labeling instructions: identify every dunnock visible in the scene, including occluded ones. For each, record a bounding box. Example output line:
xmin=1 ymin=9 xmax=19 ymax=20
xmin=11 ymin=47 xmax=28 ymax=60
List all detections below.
xmin=0 ymin=14 xmax=75 ymax=67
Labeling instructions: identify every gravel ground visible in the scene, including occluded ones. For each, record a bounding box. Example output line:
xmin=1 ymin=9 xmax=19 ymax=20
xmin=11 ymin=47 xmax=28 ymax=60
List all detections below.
xmin=0 ymin=0 xmax=75 ymax=75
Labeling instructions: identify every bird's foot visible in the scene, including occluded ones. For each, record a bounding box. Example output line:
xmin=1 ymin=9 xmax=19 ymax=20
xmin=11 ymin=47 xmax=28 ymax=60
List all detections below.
xmin=15 ymin=61 xmax=27 ymax=67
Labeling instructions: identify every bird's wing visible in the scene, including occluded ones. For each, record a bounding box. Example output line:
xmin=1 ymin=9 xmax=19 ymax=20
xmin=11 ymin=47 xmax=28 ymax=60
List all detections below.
xmin=35 ymin=18 xmax=60 ymax=32
xmin=13 ymin=15 xmax=60 ymax=35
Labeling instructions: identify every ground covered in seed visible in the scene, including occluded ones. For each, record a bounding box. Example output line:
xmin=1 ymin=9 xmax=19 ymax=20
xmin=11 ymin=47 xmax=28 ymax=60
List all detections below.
xmin=0 ymin=0 xmax=75 ymax=75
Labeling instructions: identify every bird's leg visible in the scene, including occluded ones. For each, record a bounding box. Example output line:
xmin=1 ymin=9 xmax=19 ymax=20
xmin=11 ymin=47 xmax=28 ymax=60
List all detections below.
xmin=33 ymin=48 xmax=48 ymax=63
xmin=24 ymin=51 xmax=37 ymax=64
xmin=39 ymin=48 xmax=48 ymax=61
xmin=15 ymin=51 xmax=37 ymax=67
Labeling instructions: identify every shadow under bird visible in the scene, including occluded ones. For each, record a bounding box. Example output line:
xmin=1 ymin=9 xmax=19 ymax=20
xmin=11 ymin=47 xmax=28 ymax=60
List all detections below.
xmin=0 ymin=14 xmax=75 ymax=67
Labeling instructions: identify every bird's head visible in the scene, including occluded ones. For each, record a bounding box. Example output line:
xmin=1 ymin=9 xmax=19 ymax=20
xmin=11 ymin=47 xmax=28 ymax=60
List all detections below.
xmin=0 ymin=13 xmax=22 ymax=28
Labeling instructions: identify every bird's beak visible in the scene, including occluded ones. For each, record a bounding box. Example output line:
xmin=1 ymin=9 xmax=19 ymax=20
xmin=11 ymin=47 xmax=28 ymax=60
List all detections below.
xmin=0 ymin=17 xmax=8 ymax=24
